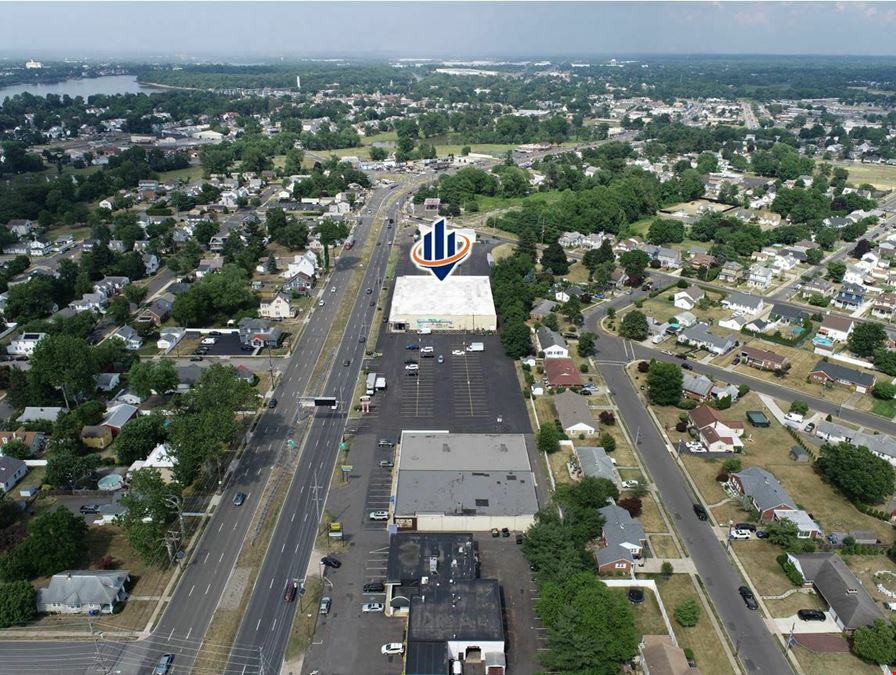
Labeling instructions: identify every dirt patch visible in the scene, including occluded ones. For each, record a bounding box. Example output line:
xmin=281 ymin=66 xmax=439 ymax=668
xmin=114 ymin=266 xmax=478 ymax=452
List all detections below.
xmin=219 ymin=567 xmax=250 ymax=611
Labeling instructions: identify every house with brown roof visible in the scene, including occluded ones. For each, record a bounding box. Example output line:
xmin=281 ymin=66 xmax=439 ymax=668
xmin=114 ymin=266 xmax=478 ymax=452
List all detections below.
xmin=817 ymin=315 xmax=854 ymax=343
xmin=543 ymin=358 xmax=584 ymax=387
xmin=689 ymin=252 xmax=717 ymax=271
xmin=688 ymin=405 xmax=744 ymax=453
xmin=872 ymin=292 xmax=896 ymax=320
xmin=81 ymin=425 xmax=113 ymax=450
xmin=0 ymin=428 xmax=44 ymax=456
xmin=640 ymin=635 xmax=701 ymax=675
xmin=738 ymin=345 xmax=789 ymax=372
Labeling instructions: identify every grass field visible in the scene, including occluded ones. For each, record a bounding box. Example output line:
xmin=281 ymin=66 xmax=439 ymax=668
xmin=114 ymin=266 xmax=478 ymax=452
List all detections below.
xmin=628 ymin=586 xmax=668 ymax=637
xmin=792 ymin=646 xmax=882 ymax=675
xmin=157 ymin=165 xmax=204 ymax=183
xmin=475 ymin=189 xmax=564 ymax=213
xmin=835 ymin=160 xmax=896 ymax=190
xmin=490 ymin=242 xmax=515 ymax=262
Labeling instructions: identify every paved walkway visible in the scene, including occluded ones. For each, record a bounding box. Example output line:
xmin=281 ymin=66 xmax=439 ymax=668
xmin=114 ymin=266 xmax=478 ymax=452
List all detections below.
xmin=639 ymin=558 xmax=697 ymax=574
xmin=757 ymin=392 xmax=788 ymax=426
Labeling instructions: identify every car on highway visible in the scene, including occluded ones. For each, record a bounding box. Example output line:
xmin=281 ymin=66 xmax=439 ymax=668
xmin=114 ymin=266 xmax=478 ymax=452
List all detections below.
xmin=319 ymin=596 xmax=331 ymax=615
xmin=405 ymin=343 xmax=419 ymax=350
xmin=321 ymin=555 xmax=342 ymax=568
xmin=331 ymin=286 xmax=337 ymax=293
xmin=405 ymin=363 xmax=419 ymax=371
xmin=378 ymin=460 xmax=394 ymax=468
xmin=319 ymin=300 xmax=325 ymax=306
xmin=420 ymin=346 xmax=434 ymax=353
xmin=370 ymin=300 xmax=375 ymax=306
xmin=343 ymin=359 xmax=351 ymax=367
xmin=284 ymin=580 xmax=299 ymax=603
xmin=362 ymin=602 xmax=385 ymax=613
xmin=369 ymin=510 xmax=390 ymax=521
xmin=451 ymin=349 xmax=465 ymax=356
xmin=153 ymin=654 xmax=174 ymax=675
xmin=359 ymin=336 xmax=366 ymax=343
xmin=692 ymin=503 xmax=708 ymax=520
xmin=437 ymin=355 xmax=445 ymax=364
xmin=232 ymin=492 xmax=247 ymax=507
xmin=79 ymin=504 xmax=101 ymax=514
xmin=627 ymin=588 xmax=645 ymax=604
xmin=378 ymin=439 xmax=395 ymax=448
xmin=366 ymin=288 xmax=373 ymax=294
xmin=363 ymin=582 xmax=385 ymax=594
xmin=739 ymin=586 xmax=759 ymax=610
xmin=381 ymin=643 xmax=404 ymax=656
xmin=681 ymin=363 xmax=693 ymax=370
xmin=268 ymin=398 xmax=278 ymax=409
xmin=797 ymin=609 xmax=826 ymax=621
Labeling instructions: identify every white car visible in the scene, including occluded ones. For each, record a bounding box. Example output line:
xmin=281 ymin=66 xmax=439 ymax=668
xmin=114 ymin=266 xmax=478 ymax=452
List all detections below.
xmin=362 ymin=602 xmax=385 ymax=613
xmin=381 ymin=643 xmax=404 ymax=656
xmin=331 ymin=286 xmax=337 ymax=293
xmin=621 ymin=480 xmax=639 ymax=489
xmin=690 ymin=445 xmax=707 ymax=453
xmin=319 ymin=300 xmax=325 ymax=307
xmin=200 ymin=337 xmax=217 ymax=346
xmin=451 ymin=349 xmax=465 ymax=356
xmin=420 ymin=346 xmax=434 ymax=354
xmin=404 ymin=363 xmax=419 ymax=371
xmin=730 ymin=529 xmax=752 ymax=540
xmin=369 ymin=510 xmax=389 ymax=521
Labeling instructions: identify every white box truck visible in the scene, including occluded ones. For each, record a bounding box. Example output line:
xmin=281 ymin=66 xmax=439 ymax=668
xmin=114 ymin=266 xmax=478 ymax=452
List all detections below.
xmin=375 ymin=376 xmax=387 ymax=391
xmin=466 ymin=342 xmax=484 ymax=352
xmin=366 ymin=373 xmax=377 ymax=395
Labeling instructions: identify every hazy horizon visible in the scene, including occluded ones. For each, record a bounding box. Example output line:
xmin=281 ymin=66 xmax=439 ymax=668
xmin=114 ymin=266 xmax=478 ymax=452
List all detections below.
xmin=4 ymin=2 xmax=896 ymax=60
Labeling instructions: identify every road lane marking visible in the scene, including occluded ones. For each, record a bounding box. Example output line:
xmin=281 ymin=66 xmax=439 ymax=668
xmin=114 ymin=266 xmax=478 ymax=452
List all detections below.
xmin=203 ymin=551 xmax=209 ymax=564
xmin=281 ymin=543 xmax=286 ymax=553
xmin=168 ymin=628 xmax=174 ymax=641
xmin=205 ymin=583 xmax=211 ymax=595
xmin=291 ymin=513 xmax=295 ymax=522
xmin=269 ymin=577 xmax=274 ymax=588
xmin=304 ymin=513 xmax=308 ymax=522
xmin=188 ymin=585 xmax=194 ymax=596
xmin=256 ymin=619 xmax=261 ymax=631
xmin=185 ymin=627 xmax=192 ymax=640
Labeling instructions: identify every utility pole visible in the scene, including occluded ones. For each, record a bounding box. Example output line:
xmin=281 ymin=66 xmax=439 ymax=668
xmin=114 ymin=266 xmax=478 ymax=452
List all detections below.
xmin=89 ymin=615 xmax=110 ymax=674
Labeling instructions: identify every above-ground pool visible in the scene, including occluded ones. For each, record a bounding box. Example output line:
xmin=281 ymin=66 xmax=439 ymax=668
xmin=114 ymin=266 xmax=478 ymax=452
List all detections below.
xmin=97 ymin=474 xmax=124 ymax=491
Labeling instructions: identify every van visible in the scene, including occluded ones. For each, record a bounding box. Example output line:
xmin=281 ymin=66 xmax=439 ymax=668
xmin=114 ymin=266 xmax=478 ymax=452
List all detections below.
xmin=466 ymin=342 xmax=484 ymax=352
xmin=417 ymin=327 xmax=432 ymax=335
xmin=319 ymin=596 xmax=331 ymax=615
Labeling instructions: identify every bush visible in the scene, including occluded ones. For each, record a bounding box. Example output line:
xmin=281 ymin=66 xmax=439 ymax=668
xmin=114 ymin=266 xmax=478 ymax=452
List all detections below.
xmin=637 ymin=361 xmax=650 ymax=373
xmin=618 ymin=497 xmax=642 ymax=517
xmin=677 ymin=279 xmax=689 ymax=288
xmin=723 ymin=458 xmax=742 ymax=473
xmin=579 ymin=363 xmax=589 ymax=373
xmin=674 ymin=598 xmax=701 ymax=627
xmin=675 ymin=421 xmax=688 ymax=432
xmin=599 ymin=432 xmax=616 ymax=453
xmin=661 ymin=561 xmax=674 ymax=579
xmin=776 ymin=553 xmax=805 ymax=586
xmin=599 ymin=411 xmax=616 ymax=425
xmin=715 ymin=472 xmax=730 ymax=482
xmin=873 ymin=382 xmax=896 ymax=400
xmin=737 ymin=384 xmax=750 ymax=398
xmin=676 ymin=399 xmax=698 ymax=410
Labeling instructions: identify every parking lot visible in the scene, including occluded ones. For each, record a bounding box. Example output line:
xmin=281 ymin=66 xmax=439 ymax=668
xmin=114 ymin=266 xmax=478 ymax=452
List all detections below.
xmin=185 ymin=331 xmax=251 ymax=357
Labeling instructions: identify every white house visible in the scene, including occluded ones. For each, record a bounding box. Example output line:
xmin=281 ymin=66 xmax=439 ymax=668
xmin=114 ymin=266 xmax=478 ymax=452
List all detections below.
xmin=747 ymin=264 xmax=773 ymax=289
xmin=127 ymin=442 xmax=177 ymax=482
xmin=721 ymin=292 xmax=764 ymax=316
xmin=282 ymin=254 xmax=317 ymax=280
xmin=259 ymin=293 xmax=295 ymax=320
xmin=6 ymin=332 xmax=47 ymax=356
xmin=142 ymin=254 xmax=159 ymax=276
xmin=69 ymin=292 xmax=108 ymax=313
xmin=37 ymin=570 xmax=130 ymax=615
xmin=817 ymin=315 xmax=854 ymax=343
xmin=0 ymin=456 xmax=27 ymax=492
xmin=535 ymin=327 xmax=569 ymax=359
xmin=554 ymin=390 xmax=597 ymax=436
xmin=111 ymin=325 xmax=143 ymax=351
xmin=156 ymin=327 xmax=186 ymax=352
xmin=673 ymin=287 xmax=704 ymax=311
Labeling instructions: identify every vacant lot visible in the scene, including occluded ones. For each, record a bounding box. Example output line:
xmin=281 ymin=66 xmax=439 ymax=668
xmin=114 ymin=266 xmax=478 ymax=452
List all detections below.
xmin=835 ymin=160 xmax=896 ymax=190
xmin=792 ymin=646 xmax=882 ymax=675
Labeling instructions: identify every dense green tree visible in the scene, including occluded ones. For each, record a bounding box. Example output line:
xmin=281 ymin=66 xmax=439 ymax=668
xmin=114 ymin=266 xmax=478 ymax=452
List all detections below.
xmin=29 ymin=335 xmax=98 ymax=406
xmin=500 ymin=320 xmax=533 ymax=358
xmin=577 ymin=332 xmax=596 ymax=357
xmin=45 ymin=450 xmax=100 ymax=489
xmin=541 ymin=240 xmax=569 ymax=275
xmin=114 ymin=414 xmax=168 ymax=466
xmin=118 ymin=469 xmax=182 ymax=565
xmin=619 ymin=249 xmax=650 ymax=282
xmin=537 ymin=424 xmax=561 ymax=454
xmin=848 ymin=321 xmax=887 ymax=358
xmin=827 ymin=260 xmax=846 ymax=282
xmin=817 ymin=441 xmax=895 ymax=504
xmin=647 ymin=360 xmax=683 ymax=406
xmin=0 ymin=581 xmax=36 ymax=627
xmin=874 ymin=348 xmax=896 ymax=376
xmin=127 ymin=360 xmax=178 ymax=399
xmin=619 ymin=311 xmax=649 ymax=341
xmin=852 ymin=620 xmax=896 ymax=665
xmin=647 ymin=218 xmax=685 ymax=245
xmin=674 ymin=598 xmax=701 ymax=627
xmin=873 ymin=382 xmax=896 ymax=400
xmin=0 ymin=508 xmax=88 ymax=581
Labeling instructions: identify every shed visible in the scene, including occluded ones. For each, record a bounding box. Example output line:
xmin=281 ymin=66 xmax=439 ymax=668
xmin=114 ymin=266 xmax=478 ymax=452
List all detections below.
xmin=746 ymin=410 xmax=770 ymax=428
xmin=789 ymin=445 xmax=811 ymax=463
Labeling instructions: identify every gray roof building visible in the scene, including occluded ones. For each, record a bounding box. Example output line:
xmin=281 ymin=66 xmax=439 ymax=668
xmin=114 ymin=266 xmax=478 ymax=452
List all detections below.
xmin=37 ymin=570 xmax=130 ymax=615
xmin=809 ymin=360 xmax=875 ymax=390
xmin=536 ymin=326 xmax=567 ymax=354
xmin=732 ymin=466 xmax=795 ymax=515
xmin=678 ymin=322 xmax=736 ymax=355
xmin=722 ymin=291 xmax=764 ymax=313
xmin=596 ymin=503 xmax=645 ymax=568
xmin=576 ymin=446 xmax=620 ymax=486
xmin=554 ymin=389 xmax=597 ymax=434
xmin=682 ymin=372 xmax=714 ymax=399
xmin=788 ymin=553 xmax=884 ymax=630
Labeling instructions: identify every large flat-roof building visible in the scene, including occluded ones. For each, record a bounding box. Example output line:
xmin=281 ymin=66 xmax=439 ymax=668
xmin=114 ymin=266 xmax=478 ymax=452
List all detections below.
xmin=394 ymin=432 xmax=538 ymax=531
xmin=389 ymin=275 xmax=497 ymax=332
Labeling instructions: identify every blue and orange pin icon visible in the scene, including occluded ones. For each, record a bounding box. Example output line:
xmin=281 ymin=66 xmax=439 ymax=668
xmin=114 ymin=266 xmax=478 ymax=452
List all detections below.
xmin=410 ymin=218 xmax=472 ymax=281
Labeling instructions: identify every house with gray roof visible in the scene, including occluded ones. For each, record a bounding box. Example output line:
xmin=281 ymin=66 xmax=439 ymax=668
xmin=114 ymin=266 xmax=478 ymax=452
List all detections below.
xmin=677 ymin=322 xmax=736 ymax=355
xmin=682 ymin=372 xmax=714 ymax=401
xmin=575 ymin=446 xmax=620 ymax=487
xmin=596 ymin=503 xmax=645 ymax=574
xmin=18 ymin=407 xmax=64 ymax=423
xmin=721 ymin=291 xmax=765 ymax=315
xmin=808 ymin=360 xmax=875 ymax=394
xmin=814 ymin=421 xmax=896 ymax=465
xmin=37 ymin=570 xmax=130 ymax=615
xmin=730 ymin=466 xmax=795 ymax=522
xmin=788 ymin=553 xmax=884 ymax=631
xmin=529 ymin=298 xmax=557 ymax=321
xmin=535 ymin=326 xmax=568 ymax=359
xmin=238 ymin=318 xmax=283 ymax=348
xmin=554 ymin=389 xmax=596 ymax=436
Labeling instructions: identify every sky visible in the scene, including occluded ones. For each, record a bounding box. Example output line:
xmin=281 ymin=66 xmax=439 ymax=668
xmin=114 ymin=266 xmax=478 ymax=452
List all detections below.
xmin=4 ymin=1 xmax=896 ymax=60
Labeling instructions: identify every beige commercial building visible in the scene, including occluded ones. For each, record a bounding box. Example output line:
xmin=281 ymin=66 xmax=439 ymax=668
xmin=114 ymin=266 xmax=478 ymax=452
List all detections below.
xmin=389 ymin=275 xmax=497 ymax=332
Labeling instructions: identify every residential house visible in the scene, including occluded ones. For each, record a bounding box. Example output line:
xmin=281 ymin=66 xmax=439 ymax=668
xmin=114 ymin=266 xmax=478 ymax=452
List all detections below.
xmin=817 ymin=315 xmax=854 ymax=343
xmin=738 ymin=345 xmax=789 ymax=372
xmin=771 ymin=253 xmax=799 ymax=275
xmin=37 ymin=570 xmax=130 ymax=615
xmin=718 ymin=261 xmax=744 ymax=285
xmin=126 ymin=442 xmax=176 ymax=482
xmin=872 ymin=292 xmax=896 ymax=320
xmin=554 ymin=285 xmax=583 ymax=304
xmin=137 ymin=297 xmax=172 ymax=326
xmin=81 ymin=425 xmax=113 ymax=450
xmin=675 ymin=311 xmax=697 ymax=328
xmin=808 ymin=361 xmax=875 ymax=394
xmin=595 ymin=503 xmax=646 ymax=574
xmin=689 ymin=252 xmax=717 ymax=271
xmin=814 ymin=421 xmax=896 ymax=466
xmin=614 ymin=237 xmax=644 ymax=255
xmin=682 ymin=372 xmax=714 ymax=401
xmin=801 ymin=278 xmax=835 ymax=300
xmin=0 ymin=456 xmax=27 ymax=492
xmin=787 ymin=553 xmax=884 ymax=631
xmin=832 ymin=283 xmax=865 ymax=311
xmin=101 ymin=404 xmax=138 ymax=434
xmin=773 ymin=510 xmax=823 ymax=539
xmin=423 ymin=197 xmax=440 ymax=212
xmin=769 ymin=304 xmax=808 ymax=325
xmin=6 ymin=332 xmax=47 ymax=357
xmin=843 ymin=265 xmax=868 ymax=287
xmin=718 ymin=316 xmax=747 ymax=334
xmin=608 ymin=268 xmax=628 ymax=289
xmin=111 ymin=325 xmax=142 ymax=351
xmin=673 ymin=287 xmax=704 ymax=311
xmin=554 ymin=389 xmax=596 ymax=436
xmin=721 ymin=291 xmax=764 ymax=315
xmin=543 ymin=358 xmax=584 ymax=387
xmin=94 ymin=276 xmax=129 ymax=296
xmin=575 ymin=446 xmax=620 ymax=487
xmin=6 ymin=219 xmax=33 ymax=238
xmin=282 ymin=253 xmax=317 ymax=281
xmin=656 ymin=247 xmax=681 ymax=269
xmin=0 ymin=428 xmax=43 ymax=456
xmin=747 ymin=264 xmax=773 ymax=290
xmin=142 ymin=254 xmax=159 ymax=276
xmin=529 ymin=298 xmax=557 ymax=321
xmin=259 ymin=293 xmax=295 ymax=321
xmin=558 ymin=231 xmax=584 ymax=248
xmin=195 ymin=256 xmax=224 ymax=278
xmin=640 ymin=635 xmax=701 ymax=675
xmin=677 ymin=323 xmax=736 ymax=356
xmin=824 ymin=216 xmax=851 ymax=230
xmin=582 ymin=232 xmax=612 ymax=250
xmin=156 ymin=327 xmax=186 ymax=352
xmin=18 ymin=407 xmax=63 ymax=424
xmin=688 ymin=405 xmax=745 ymax=453
xmin=238 ymin=318 xmax=283 ymax=348
xmin=94 ymin=373 xmax=121 ymax=393
xmin=535 ymin=327 xmax=569 ymax=359
xmin=69 ymin=292 xmax=108 ymax=314
xmin=729 ymin=466 xmax=794 ymax=522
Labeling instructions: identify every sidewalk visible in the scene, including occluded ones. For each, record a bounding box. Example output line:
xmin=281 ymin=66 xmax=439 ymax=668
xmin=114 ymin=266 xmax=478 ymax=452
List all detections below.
xmin=639 ymin=558 xmax=696 ymax=574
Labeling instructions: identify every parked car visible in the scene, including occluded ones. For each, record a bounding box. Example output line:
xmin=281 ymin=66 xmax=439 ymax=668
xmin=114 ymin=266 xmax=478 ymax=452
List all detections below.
xmin=153 ymin=654 xmax=174 ymax=675
xmin=437 ymin=355 xmax=445 ymax=364
xmin=693 ymin=503 xmax=708 ymax=521
xmin=321 ymin=555 xmax=342 ymax=568
xmin=190 ymin=355 xmax=203 ymax=361
xmin=201 ymin=337 xmax=217 ymax=346
xmin=621 ymin=480 xmax=639 ymax=489
xmin=756 ymin=530 xmax=770 ymax=539
xmin=406 ymin=370 xmax=419 ymax=377
xmin=451 ymin=349 xmax=465 ymax=356
xmin=735 ymin=522 xmax=756 ymax=532
xmin=627 ymin=588 xmax=645 ymax=604
xmin=378 ymin=460 xmax=394 ymax=468
xmin=739 ymin=586 xmax=758 ymax=610
xmin=804 ymin=422 xmax=816 ymax=433
xmin=681 ymin=363 xmax=693 ymax=370
xmin=284 ymin=580 xmax=298 ymax=603
xmin=362 ymin=603 xmax=385 ymax=613
xmin=363 ymin=582 xmax=385 ymax=594
xmin=232 ymin=492 xmax=246 ymax=507
xmin=381 ymin=643 xmax=404 ymax=656
xmin=730 ymin=529 xmax=751 ymax=540
xmin=369 ymin=510 xmax=390 ymax=521
xmin=268 ymin=398 xmax=278 ymax=409
xmin=319 ymin=596 xmax=331 ymax=615
xmin=797 ymin=609 xmax=826 ymax=621
xmin=405 ymin=343 xmax=419 ymax=350
xmin=378 ymin=439 xmax=395 ymax=448
xmin=421 ymin=346 xmax=434 ymax=353
xmin=405 ymin=363 xmax=419 ymax=371
xmin=79 ymin=504 xmax=100 ymax=514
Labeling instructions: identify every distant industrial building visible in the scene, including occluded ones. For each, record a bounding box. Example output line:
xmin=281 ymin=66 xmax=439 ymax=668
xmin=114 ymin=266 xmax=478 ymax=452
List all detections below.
xmin=394 ymin=432 xmax=538 ymax=531
xmin=389 ymin=275 xmax=497 ymax=332
xmin=386 ymin=532 xmax=506 ymax=675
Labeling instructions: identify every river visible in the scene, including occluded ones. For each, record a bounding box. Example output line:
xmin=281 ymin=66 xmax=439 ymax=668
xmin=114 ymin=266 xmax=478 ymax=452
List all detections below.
xmin=0 ymin=75 xmax=162 ymax=101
